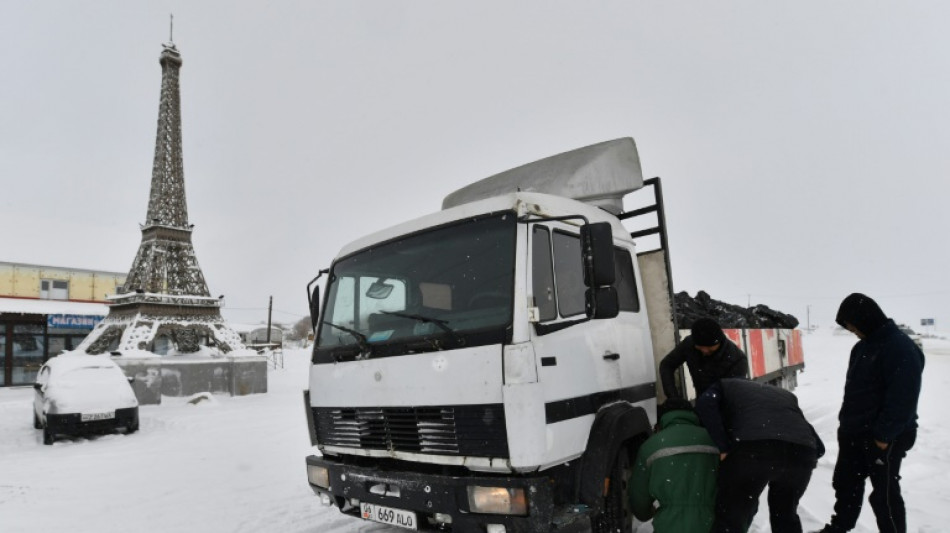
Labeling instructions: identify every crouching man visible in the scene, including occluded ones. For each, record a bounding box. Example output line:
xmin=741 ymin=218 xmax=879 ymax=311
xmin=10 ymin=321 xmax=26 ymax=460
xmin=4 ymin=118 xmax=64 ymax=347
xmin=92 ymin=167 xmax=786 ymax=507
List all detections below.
xmin=696 ymin=378 xmax=824 ymax=533
xmin=628 ymin=398 xmax=719 ymax=533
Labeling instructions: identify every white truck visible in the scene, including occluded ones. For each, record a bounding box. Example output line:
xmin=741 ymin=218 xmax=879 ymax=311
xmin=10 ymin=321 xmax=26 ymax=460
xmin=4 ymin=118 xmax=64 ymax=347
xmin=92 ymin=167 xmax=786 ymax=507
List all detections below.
xmin=303 ymin=138 xmax=699 ymax=532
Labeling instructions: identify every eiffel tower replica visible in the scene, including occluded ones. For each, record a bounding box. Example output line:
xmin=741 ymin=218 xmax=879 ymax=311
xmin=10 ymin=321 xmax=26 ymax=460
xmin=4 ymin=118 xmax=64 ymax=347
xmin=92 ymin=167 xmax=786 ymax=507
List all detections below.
xmin=82 ymin=40 xmax=243 ymax=356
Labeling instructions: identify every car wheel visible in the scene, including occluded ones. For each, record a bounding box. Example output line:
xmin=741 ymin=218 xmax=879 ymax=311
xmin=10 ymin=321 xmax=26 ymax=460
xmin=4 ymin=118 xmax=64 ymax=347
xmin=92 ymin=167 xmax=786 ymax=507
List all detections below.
xmin=43 ymin=427 xmax=55 ymax=445
xmin=33 ymin=411 xmax=42 ymax=429
xmin=127 ymin=414 xmax=139 ymax=434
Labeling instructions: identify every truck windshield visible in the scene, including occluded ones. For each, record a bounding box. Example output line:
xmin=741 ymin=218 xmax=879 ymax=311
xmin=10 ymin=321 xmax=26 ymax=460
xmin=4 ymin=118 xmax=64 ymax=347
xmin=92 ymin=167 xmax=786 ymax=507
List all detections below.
xmin=315 ymin=213 xmax=516 ymax=361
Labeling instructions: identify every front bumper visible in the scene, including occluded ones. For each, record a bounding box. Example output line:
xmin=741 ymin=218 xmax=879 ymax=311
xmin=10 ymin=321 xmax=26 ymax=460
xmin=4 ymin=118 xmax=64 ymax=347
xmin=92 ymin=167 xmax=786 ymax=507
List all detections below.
xmin=46 ymin=407 xmax=138 ymax=436
xmin=306 ymin=455 xmax=588 ymax=533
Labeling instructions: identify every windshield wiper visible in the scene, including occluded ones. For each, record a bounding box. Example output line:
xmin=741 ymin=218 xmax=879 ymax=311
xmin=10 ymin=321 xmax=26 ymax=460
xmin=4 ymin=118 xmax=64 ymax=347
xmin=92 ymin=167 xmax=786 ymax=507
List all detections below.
xmin=379 ymin=311 xmax=465 ymax=346
xmin=322 ymin=321 xmax=372 ymax=358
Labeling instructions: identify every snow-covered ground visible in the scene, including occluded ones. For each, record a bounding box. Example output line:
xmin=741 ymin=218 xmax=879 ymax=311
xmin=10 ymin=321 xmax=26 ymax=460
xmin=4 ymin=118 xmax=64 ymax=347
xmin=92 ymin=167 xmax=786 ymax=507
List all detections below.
xmin=0 ymin=329 xmax=947 ymax=532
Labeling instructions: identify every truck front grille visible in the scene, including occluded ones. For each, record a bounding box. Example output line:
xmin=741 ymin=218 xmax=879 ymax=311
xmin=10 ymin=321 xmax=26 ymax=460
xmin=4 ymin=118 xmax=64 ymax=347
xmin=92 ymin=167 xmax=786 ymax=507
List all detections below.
xmin=313 ymin=404 xmax=509 ymax=457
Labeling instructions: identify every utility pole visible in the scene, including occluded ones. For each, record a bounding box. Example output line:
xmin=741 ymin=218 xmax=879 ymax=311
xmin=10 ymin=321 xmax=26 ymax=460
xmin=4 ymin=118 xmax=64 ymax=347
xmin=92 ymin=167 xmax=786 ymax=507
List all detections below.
xmin=806 ymin=305 xmax=811 ymax=333
xmin=266 ymin=296 xmax=273 ymax=344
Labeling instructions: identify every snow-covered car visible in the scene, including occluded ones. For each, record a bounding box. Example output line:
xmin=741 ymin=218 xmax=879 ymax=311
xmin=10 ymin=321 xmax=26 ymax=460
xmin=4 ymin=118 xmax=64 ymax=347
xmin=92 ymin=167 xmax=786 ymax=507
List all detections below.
xmin=33 ymin=354 xmax=139 ymax=445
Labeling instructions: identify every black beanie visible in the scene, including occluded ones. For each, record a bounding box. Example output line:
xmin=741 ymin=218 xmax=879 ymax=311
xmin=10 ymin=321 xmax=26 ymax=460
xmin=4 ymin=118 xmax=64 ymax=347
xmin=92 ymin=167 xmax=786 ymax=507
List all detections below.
xmin=691 ymin=318 xmax=725 ymax=347
xmin=836 ymin=293 xmax=888 ymax=336
xmin=658 ymin=398 xmax=693 ymax=419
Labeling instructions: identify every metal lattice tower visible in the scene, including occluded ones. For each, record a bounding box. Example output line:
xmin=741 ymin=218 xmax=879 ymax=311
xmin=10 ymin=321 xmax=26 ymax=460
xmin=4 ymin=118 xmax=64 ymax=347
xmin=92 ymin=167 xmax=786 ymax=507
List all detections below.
xmin=82 ymin=41 xmax=243 ymax=355
xmin=121 ymin=42 xmax=211 ymax=299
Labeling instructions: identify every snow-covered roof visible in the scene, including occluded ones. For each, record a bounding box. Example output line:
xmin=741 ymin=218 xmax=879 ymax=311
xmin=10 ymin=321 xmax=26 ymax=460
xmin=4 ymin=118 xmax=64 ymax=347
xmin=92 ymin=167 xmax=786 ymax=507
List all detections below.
xmin=0 ymin=297 xmax=109 ymax=316
xmin=42 ymin=353 xmax=138 ymax=410
xmin=44 ymin=353 xmax=119 ymax=373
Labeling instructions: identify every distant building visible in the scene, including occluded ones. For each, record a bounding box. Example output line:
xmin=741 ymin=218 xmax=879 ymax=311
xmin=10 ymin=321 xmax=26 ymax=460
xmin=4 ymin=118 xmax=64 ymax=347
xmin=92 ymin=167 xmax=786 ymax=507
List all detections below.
xmin=0 ymin=261 xmax=126 ymax=386
xmin=231 ymin=324 xmax=283 ymax=351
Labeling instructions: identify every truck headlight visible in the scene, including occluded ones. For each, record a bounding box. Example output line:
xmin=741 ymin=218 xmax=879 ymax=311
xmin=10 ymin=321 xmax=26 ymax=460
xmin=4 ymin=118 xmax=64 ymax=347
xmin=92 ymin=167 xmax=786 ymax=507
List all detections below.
xmin=307 ymin=465 xmax=330 ymax=489
xmin=466 ymin=486 xmax=527 ymax=516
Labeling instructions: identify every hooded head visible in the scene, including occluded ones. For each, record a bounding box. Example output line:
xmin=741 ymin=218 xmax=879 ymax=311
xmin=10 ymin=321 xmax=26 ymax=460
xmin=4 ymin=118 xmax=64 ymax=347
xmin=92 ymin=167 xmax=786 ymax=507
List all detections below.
xmin=657 ymin=398 xmax=696 ymax=430
xmin=836 ymin=293 xmax=888 ymax=338
xmin=691 ymin=318 xmax=725 ymax=350
xmin=658 ymin=397 xmax=692 ymax=418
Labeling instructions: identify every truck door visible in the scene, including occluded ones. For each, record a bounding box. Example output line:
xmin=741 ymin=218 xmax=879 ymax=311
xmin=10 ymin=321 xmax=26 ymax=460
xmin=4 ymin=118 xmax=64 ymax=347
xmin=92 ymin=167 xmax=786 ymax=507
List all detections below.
xmin=527 ymin=223 xmax=643 ymax=462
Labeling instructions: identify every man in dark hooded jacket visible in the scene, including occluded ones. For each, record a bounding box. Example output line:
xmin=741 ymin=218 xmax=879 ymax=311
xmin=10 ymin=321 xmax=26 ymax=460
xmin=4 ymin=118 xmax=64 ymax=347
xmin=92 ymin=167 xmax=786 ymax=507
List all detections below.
xmin=659 ymin=318 xmax=749 ymax=400
xmin=817 ymin=293 xmax=925 ymax=533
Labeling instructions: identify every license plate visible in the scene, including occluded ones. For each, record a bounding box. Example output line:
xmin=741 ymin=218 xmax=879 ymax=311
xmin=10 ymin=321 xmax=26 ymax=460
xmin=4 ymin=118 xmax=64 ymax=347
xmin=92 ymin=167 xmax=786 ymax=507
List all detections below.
xmin=81 ymin=411 xmax=115 ymax=422
xmin=360 ymin=502 xmax=417 ymax=530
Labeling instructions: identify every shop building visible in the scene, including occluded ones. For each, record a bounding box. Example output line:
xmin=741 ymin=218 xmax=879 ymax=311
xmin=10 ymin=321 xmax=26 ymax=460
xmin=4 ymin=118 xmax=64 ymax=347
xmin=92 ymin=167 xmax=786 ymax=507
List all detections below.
xmin=0 ymin=261 xmax=125 ymax=386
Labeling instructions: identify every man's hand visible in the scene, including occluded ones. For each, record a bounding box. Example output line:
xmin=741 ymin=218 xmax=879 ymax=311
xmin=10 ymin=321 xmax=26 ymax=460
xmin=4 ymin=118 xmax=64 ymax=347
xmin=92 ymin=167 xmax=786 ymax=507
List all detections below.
xmin=874 ymin=440 xmax=889 ymax=450
xmin=720 ymin=453 xmax=728 ymax=461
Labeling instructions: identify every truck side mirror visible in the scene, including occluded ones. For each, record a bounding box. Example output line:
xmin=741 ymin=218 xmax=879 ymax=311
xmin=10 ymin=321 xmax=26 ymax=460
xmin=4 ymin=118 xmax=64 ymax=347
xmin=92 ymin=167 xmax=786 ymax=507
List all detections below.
xmin=309 ymin=285 xmax=320 ymax=331
xmin=580 ymin=222 xmax=619 ymax=320
xmin=307 ymin=269 xmax=329 ymax=333
xmin=581 ymin=222 xmax=616 ymax=287
xmin=587 ymin=287 xmax=620 ymax=319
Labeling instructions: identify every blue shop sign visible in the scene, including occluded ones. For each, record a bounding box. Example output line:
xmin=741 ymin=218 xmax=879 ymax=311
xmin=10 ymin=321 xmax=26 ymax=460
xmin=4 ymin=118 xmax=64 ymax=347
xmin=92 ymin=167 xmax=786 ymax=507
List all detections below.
xmin=47 ymin=314 xmax=105 ymax=330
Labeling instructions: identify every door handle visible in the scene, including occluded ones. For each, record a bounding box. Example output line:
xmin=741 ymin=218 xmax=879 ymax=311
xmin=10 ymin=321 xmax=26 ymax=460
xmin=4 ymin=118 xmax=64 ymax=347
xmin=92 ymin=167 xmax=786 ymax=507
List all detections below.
xmin=602 ymin=353 xmax=620 ymax=361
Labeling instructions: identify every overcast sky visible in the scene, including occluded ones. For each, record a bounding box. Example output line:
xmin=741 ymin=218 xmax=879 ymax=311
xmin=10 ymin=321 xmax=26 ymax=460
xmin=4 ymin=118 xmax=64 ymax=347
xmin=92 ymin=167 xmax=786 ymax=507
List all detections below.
xmin=4 ymin=2 xmax=949 ymax=331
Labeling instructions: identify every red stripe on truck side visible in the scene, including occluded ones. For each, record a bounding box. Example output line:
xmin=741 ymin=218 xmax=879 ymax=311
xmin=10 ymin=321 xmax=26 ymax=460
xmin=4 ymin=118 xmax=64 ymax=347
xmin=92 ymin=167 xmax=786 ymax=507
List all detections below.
xmin=747 ymin=329 xmax=766 ymax=378
xmin=724 ymin=328 xmax=742 ymax=347
xmin=788 ymin=329 xmax=805 ymax=366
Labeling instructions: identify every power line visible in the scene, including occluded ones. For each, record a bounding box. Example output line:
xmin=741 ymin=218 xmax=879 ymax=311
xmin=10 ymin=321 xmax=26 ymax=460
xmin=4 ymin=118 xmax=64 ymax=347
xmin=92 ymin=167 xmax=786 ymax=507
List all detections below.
xmin=224 ymin=307 xmax=308 ymax=319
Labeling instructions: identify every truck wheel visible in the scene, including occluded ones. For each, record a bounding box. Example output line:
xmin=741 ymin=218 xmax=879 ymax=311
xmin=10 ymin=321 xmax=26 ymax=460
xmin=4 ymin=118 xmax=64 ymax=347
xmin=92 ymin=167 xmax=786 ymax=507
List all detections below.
xmin=43 ymin=427 xmax=55 ymax=446
xmin=591 ymin=445 xmax=633 ymax=533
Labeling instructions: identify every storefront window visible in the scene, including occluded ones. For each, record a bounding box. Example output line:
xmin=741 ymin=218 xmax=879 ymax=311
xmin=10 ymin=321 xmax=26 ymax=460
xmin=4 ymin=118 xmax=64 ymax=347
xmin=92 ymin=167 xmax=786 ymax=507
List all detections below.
xmin=48 ymin=336 xmax=70 ymax=357
xmin=0 ymin=332 xmax=5 ymax=384
xmin=12 ymin=324 xmax=45 ymax=385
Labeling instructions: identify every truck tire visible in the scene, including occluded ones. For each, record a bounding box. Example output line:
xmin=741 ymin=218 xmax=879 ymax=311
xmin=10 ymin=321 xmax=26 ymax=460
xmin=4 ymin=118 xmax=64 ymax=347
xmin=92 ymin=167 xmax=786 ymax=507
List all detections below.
xmin=591 ymin=444 xmax=633 ymax=533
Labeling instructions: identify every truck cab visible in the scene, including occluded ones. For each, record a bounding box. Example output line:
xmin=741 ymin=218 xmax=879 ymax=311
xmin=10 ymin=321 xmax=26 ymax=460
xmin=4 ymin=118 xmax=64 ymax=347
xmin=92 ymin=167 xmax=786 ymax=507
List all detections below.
xmin=305 ymin=138 xmax=679 ymax=532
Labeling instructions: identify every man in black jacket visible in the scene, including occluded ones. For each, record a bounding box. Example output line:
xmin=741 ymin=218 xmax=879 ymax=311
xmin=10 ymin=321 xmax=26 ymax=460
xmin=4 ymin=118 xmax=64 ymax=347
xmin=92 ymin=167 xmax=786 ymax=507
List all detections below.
xmin=696 ymin=378 xmax=824 ymax=533
xmin=817 ymin=293 xmax=925 ymax=533
xmin=659 ymin=318 xmax=749 ymax=399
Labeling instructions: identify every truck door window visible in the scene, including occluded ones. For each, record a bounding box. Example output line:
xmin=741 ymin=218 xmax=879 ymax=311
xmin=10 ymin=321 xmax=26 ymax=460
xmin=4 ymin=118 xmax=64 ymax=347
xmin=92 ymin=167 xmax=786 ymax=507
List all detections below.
xmin=552 ymin=231 xmax=586 ymax=318
xmin=531 ymin=226 xmax=557 ymax=321
xmin=614 ymin=248 xmax=640 ymax=312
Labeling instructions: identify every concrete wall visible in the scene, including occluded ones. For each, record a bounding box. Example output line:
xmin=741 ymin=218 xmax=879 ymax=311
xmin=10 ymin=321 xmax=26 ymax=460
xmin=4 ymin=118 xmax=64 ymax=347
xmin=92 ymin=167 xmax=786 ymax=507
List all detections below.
xmin=119 ymin=360 xmax=164 ymax=405
xmin=114 ymin=356 xmax=268 ymax=405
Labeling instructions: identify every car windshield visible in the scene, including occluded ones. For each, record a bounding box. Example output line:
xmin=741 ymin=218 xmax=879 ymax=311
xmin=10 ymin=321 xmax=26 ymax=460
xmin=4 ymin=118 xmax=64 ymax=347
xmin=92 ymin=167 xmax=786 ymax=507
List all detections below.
xmin=55 ymin=367 xmax=125 ymax=389
xmin=315 ymin=213 xmax=517 ymax=361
